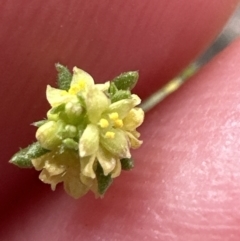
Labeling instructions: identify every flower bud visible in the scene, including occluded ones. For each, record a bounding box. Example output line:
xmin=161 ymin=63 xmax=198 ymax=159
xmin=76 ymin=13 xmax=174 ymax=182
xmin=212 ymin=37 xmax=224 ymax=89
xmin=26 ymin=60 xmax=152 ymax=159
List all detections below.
xmin=36 ymin=121 xmax=62 ymax=150
xmin=65 ymin=102 xmax=83 ymax=124
xmin=47 ymin=110 xmax=59 ymax=121
xmin=65 ymin=125 xmax=77 ymax=138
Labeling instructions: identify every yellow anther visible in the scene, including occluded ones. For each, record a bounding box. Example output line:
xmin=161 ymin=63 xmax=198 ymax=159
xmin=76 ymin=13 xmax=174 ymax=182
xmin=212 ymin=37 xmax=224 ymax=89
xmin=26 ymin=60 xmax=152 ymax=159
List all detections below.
xmin=99 ymin=118 xmax=109 ymax=128
xmin=105 ymin=131 xmax=115 ymax=139
xmin=109 ymin=112 xmax=119 ymax=120
xmin=114 ymin=119 xmax=123 ymax=128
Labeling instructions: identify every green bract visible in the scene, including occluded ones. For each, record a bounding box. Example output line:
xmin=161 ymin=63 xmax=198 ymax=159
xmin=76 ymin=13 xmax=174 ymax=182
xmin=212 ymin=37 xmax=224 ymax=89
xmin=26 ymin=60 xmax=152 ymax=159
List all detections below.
xmin=55 ymin=63 xmax=72 ymax=91
xmin=10 ymin=64 xmax=144 ymax=199
xmin=10 ymin=142 xmax=49 ymax=168
xmin=112 ymin=71 xmax=139 ymax=90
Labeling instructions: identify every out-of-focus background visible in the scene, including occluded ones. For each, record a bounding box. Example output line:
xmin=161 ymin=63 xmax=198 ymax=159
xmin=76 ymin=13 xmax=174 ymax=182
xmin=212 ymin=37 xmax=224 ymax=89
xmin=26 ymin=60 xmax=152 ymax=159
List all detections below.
xmin=142 ymin=6 xmax=240 ymax=111
xmin=198 ymin=6 xmax=240 ymax=66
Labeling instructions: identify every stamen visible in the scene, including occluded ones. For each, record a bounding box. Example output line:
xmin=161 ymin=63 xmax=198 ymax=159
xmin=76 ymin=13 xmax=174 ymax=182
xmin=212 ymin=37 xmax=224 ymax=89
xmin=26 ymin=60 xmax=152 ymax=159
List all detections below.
xmin=114 ymin=119 xmax=123 ymax=128
xmin=109 ymin=112 xmax=119 ymax=120
xmin=105 ymin=131 xmax=115 ymax=139
xmin=99 ymin=118 xmax=109 ymax=128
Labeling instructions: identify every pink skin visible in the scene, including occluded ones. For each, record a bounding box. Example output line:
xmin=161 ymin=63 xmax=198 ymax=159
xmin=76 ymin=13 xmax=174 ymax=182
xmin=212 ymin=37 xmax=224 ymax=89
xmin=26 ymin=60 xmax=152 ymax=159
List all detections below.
xmin=1 ymin=1 xmax=240 ymax=240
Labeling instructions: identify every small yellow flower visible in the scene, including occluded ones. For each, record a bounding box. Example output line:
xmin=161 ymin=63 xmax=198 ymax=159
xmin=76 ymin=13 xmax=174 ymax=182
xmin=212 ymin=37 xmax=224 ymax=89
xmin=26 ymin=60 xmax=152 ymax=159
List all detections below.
xmin=32 ymin=150 xmax=90 ymax=199
xmin=78 ymin=89 xmax=142 ymax=179
xmin=32 ymin=66 xmax=144 ymax=198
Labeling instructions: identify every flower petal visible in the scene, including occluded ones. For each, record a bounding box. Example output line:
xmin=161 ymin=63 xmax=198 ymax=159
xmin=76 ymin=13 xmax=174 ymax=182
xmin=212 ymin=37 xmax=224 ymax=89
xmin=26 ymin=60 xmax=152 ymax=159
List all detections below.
xmin=96 ymin=146 xmax=117 ymax=176
xmin=46 ymin=85 xmax=76 ymax=107
xmin=96 ymin=81 xmax=110 ymax=91
xmin=44 ymin=160 xmax=66 ymax=176
xmin=79 ymin=124 xmax=99 ymax=157
xmin=127 ymin=131 xmax=143 ymax=149
xmin=85 ymin=87 xmax=110 ymax=123
xmin=80 ymin=155 xmax=96 ymax=179
xmin=80 ymin=175 xmax=101 ymax=198
xmin=111 ymin=159 xmax=121 ymax=178
xmin=106 ymin=94 xmax=141 ymax=119
xmin=31 ymin=155 xmax=46 ymax=171
xmin=69 ymin=67 xmax=94 ymax=94
xmin=64 ymin=175 xmax=89 ymax=199
xmin=131 ymin=94 xmax=141 ymax=106
xmin=39 ymin=169 xmax=64 ymax=191
xmin=80 ymin=173 xmax=94 ymax=187
xmin=123 ymin=107 xmax=144 ymax=131
xmin=131 ymin=130 xmax=141 ymax=138
xmin=100 ymin=129 xmax=131 ymax=158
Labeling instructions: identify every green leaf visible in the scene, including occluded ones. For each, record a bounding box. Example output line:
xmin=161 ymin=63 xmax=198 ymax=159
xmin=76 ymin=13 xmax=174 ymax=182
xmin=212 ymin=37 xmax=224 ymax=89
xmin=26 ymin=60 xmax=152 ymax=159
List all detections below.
xmin=55 ymin=63 xmax=72 ymax=91
xmin=112 ymin=71 xmax=139 ymax=90
xmin=120 ymin=158 xmax=134 ymax=170
xmin=9 ymin=142 xmax=50 ymax=168
xmin=96 ymin=162 xmax=113 ymax=195
xmin=111 ymin=90 xmax=131 ymax=103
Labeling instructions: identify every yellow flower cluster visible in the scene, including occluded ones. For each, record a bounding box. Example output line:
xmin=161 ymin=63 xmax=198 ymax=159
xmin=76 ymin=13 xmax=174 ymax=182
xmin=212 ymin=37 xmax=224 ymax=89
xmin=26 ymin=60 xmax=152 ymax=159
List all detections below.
xmin=32 ymin=67 xmax=144 ymax=198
